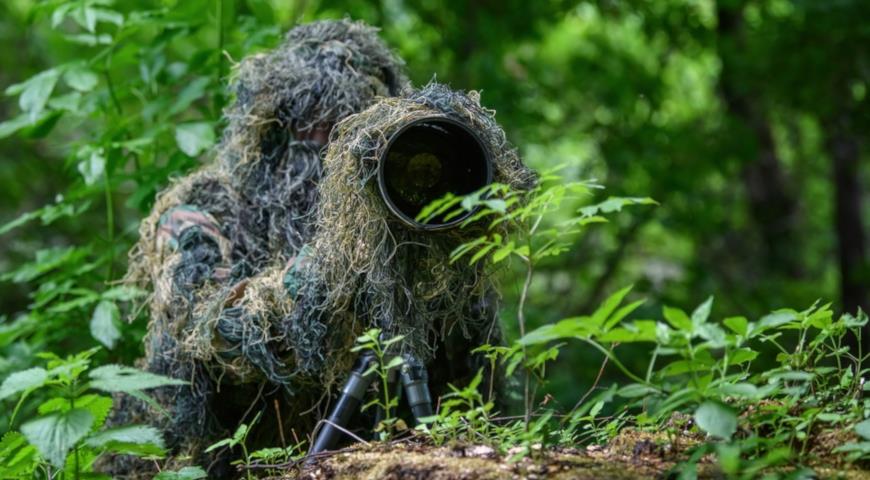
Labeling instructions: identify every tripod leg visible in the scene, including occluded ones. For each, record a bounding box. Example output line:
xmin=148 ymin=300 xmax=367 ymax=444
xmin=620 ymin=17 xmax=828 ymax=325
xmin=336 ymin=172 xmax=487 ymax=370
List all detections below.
xmin=400 ymin=355 xmax=434 ymax=424
xmin=309 ymin=353 xmax=376 ymax=455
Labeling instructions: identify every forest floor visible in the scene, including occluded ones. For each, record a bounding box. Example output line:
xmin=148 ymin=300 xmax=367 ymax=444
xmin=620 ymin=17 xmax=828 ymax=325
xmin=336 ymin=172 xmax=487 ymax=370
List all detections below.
xmin=268 ymin=433 xmax=869 ymax=480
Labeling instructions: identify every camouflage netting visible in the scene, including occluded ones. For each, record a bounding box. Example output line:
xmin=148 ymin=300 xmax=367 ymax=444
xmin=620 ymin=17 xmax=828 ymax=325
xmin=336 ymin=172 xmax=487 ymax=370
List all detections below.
xmin=102 ymin=18 xmax=535 ymax=480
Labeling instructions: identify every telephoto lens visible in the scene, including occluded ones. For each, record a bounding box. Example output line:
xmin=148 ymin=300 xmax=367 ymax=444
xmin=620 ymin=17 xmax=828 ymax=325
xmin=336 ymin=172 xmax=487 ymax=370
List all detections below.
xmin=378 ymin=117 xmax=492 ymax=230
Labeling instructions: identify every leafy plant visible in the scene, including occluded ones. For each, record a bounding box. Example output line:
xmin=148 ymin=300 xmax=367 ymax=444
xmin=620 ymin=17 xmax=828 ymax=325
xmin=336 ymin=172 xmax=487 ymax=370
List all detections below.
xmin=419 ymin=170 xmax=655 ymax=423
xmin=205 ymin=412 xmax=262 ymax=480
xmin=0 ymin=347 xmax=184 ymax=478
xmin=351 ymin=328 xmax=407 ymax=440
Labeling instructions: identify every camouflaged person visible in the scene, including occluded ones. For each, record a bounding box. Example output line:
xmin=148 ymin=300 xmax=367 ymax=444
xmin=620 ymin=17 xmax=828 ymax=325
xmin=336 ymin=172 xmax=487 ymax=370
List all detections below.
xmin=101 ymin=19 xmax=409 ymax=477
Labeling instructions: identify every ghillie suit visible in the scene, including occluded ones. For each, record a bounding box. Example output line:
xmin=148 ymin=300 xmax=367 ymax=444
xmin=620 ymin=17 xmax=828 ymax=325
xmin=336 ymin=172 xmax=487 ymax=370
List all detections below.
xmin=100 ymin=19 xmax=409 ymax=478
xmin=289 ymin=84 xmax=536 ymax=405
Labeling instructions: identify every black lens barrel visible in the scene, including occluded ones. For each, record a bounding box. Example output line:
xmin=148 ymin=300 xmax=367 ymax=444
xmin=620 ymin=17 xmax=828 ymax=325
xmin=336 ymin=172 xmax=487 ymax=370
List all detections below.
xmin=377 ymin=117 xmax=493 ymax=231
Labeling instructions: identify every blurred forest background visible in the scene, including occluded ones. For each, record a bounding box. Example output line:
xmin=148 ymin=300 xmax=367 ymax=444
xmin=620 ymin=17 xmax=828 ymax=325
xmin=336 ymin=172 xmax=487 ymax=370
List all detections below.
xmin=0 ymin=0 xmax=868 ymax=414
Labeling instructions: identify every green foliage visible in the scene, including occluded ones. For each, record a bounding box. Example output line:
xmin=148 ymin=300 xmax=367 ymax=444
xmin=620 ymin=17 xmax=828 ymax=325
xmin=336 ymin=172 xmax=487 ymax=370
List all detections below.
xmin=153 ymin=466 xmax=208 ymax=480
xmin=0 ymin=348 xmax=182 ymax=477
xmin=351 ymin=328 xmax=406 ymax=439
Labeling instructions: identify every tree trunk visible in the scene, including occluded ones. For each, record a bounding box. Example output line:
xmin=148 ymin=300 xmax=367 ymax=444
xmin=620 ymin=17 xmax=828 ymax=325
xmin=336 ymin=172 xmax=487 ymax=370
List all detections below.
xmin=826 ymin=114 xmax=868 ymax=339
xmin=716 ymin=2 xmax=802 ymax=278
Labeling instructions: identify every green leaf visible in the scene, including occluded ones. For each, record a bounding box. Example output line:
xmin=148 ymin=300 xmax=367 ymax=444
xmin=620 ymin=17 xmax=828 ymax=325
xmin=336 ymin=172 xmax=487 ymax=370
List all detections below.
xmin=598 ymin=320 xmax=659 ymax=343
xmin=0 ymin=113 xmax=39 ymax=140
xmin=753 ymin=311 xmax=797 ymax=334
xmin=14 ymin=69 xmax=60 ymax=119
xmin=694 ymin=401 xmax=737 ymax=440
xmin=38 ymin=394 xmax=113 ymax=430
xmin=727 ymin=348 xmax=758 ymax=365
xmin=21 ymin=408 xmax=94 ymax=468
xmin=0 ymin=367 xmax=49 ymax=400
xmin=385 ymin=357 xmax=405 ymax=369
xmin=0 ymin=431 xmax=37 ymax=477
xmin=723 ymin=316 xmax=748 ymax=336
xmin=77 ymin=148 xmax=106 ymax=185
xmin=578 ymin=196 xmax=657 ymax=217
xmin=697 ymin=324 xmax=727 ymax=348
xmin=663 ymin=306 xmax=692 ymax=332
xmin=89 ymin=365 xmax=186 ymax=393
xmin=590 ymin=285 xmax=633 ymax=328
xmin=63 ymin=66 xmax=99 ymax=92
xmin=519 ymin=317 xmax=590 ymax=345
xmin=90 ymin=300 xmax=121 ymax=349
xmin=169 ymin=77 xmax=210 ymax=115
xmin=84 ymin=425 xmax=166 ymax=456
xmin=855 ymin=419 xmax=870 ymax=440
xmin=717 ymin=383 xmax=759 ymax=399
xmin=154 ymin=466 xmax=208 ymax=480
xmin=603 ymin=299 xmax=645 ymax=331
xmin=691 ymin=296 xmax=713 ymax=326
xmin=175 ymin=122 xmax=215 ymax=157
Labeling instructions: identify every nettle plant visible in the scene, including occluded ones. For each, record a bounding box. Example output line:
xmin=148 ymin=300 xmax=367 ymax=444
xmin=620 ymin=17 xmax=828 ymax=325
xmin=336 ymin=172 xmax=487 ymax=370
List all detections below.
xmin=530 ymin=296 xmax=869 ymax=477
xmin=351 ymin=328 xmax=408 ymax=439
xmin=419 ymin=175 xmax=869 ymax=476
xmin=0 ymin=348 xmax=183 ymax=478
xmin=415 ymin=173 xmax=655 ymax=441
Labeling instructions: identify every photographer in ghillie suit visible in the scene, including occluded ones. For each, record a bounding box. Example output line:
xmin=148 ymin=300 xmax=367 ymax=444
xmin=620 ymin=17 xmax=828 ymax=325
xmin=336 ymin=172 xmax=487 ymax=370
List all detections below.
xmin=103 ymin=17 xmax=536 ymax=479
xmin=102 ymin=20 xmax=409 ymax=477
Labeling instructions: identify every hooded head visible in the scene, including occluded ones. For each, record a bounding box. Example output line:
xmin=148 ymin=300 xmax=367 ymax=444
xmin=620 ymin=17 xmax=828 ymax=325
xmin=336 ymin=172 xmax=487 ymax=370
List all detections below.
xmin=217 ymin=19 xmax=410 ymax=257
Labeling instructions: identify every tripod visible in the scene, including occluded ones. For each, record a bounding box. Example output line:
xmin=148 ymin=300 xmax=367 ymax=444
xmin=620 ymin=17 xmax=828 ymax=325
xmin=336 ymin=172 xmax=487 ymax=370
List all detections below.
xmin=308 ymin=351 xmax=434 ymax=455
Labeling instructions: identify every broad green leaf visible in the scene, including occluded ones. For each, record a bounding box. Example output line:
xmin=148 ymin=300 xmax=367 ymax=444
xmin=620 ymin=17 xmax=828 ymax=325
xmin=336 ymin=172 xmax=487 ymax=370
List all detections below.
xmin=519 ymin=317 xmax=588 ymax=345
xmin=727 ymin=348 xmax=758 ymax=365
xmin=697 ymin=323 xmax=727 ymax=348
xmin=663 ymin=306 xmax=692 ymax=332
xmin=723 ymin=316 xmax=748 ymax=336
xmin=89 ymin=365 xmax=186 ymax=393
xmin=63 ymin=66 xmax=99 ymax=92
xmin=154 ymin=466 xmax=208 ymax=480
xmin=855 ymin=419 xmax=870 ymax=440
xmin=84 ymin=425 xmax=166 ymax=456
xmin=38 ymin=394 xmax=113 ymax=430
xmin=694 ymin=401 xmax=737 ymax=440
xmin=717 ymin=383 xmax=758 ymax=398
xmin=0 ymin=367 xmax=48 ymax=400
xmin=0 ymin=113 xmax=38 ymax=139
xmin=90 ymin=300 xmax=121 ymax=349
xmin=617 ymin=384 xmax=657 ymax=398
xmin=15 ymin=69 xmax=60 ymax=119
xmin=753 ymin=311 xmax=797 ymax=334
xmin=175 ymin=122 xmax=215 ymax=157
xmin=48 ymin=91 xmax=82 ymax=111
xmin=598 ymin=320 xmax=658 ymax=343
xmin=70 ymin=5 xmax=98 ymax=32
xmin=21 ymin=408 xmax=94 ymax=468
xmin=0 ymin=431 xmax=37 ymax=477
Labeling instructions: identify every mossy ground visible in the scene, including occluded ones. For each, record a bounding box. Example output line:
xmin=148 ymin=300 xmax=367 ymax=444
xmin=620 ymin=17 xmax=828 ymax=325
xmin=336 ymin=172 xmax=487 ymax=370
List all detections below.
xmin=266 ymin=433 xmax=869 ymax=480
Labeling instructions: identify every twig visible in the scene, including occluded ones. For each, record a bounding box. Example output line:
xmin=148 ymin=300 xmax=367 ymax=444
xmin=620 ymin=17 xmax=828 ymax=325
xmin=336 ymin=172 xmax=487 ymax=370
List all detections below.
xmin=564 ymin=353 xmax=610 ymax=424
xmin=274 ymin=399 xmax=286 ymax=448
